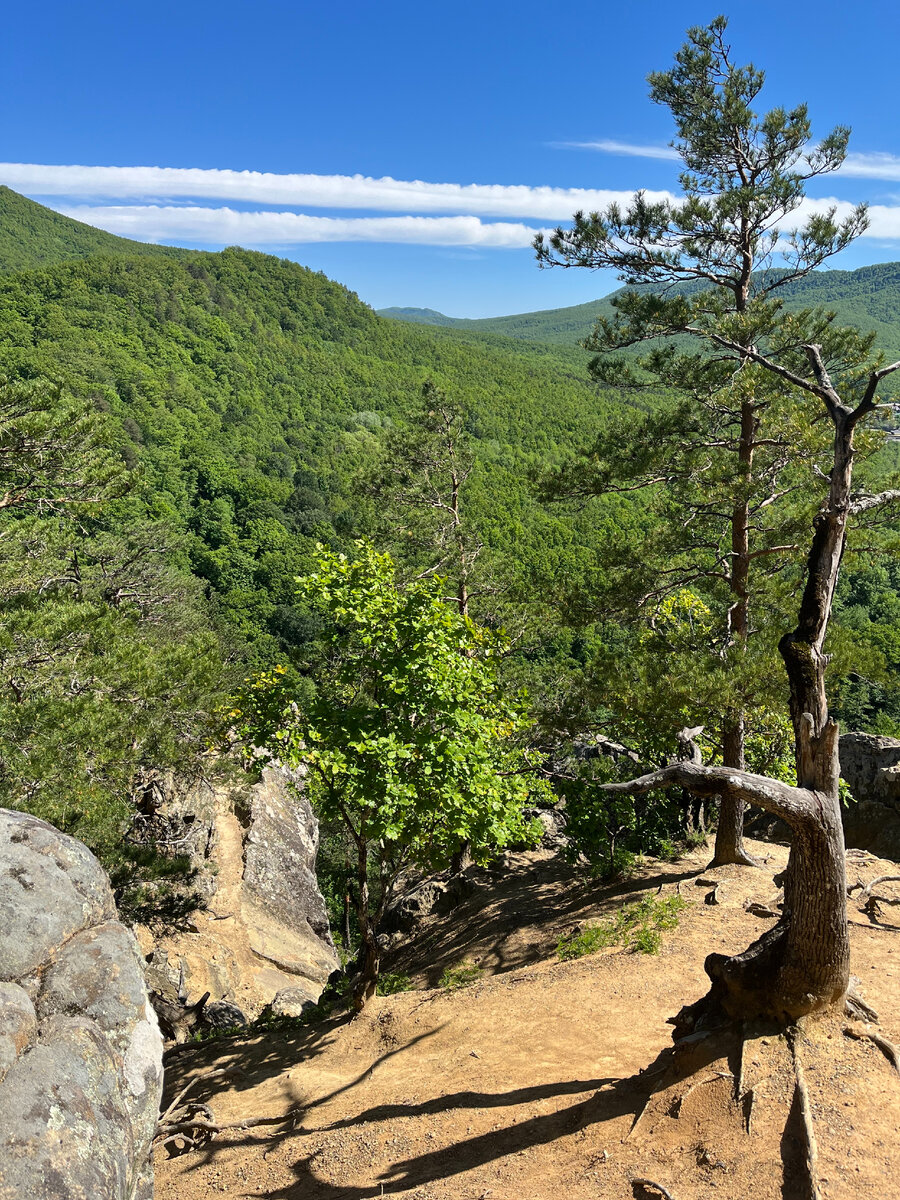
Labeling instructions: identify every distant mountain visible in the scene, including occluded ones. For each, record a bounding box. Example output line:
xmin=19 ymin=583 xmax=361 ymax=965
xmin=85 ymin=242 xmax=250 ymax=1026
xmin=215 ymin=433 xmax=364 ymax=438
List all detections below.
xmin=0 ymin=188 xmax=628 ymax=667
xmin=381 ymin=263 xmax=900 ymax=361
xmin=0 ymin=186 xmax=185 ymax=273
xmin=376 ymin=306 xmax=462 ymax=327
xmin=377 ymin=298 xmax=615 ymax=345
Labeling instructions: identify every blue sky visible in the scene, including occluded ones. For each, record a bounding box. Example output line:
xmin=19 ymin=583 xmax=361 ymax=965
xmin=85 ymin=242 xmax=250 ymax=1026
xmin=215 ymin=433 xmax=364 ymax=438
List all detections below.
xmin=5 ymin=0 xmax=900 ymax=317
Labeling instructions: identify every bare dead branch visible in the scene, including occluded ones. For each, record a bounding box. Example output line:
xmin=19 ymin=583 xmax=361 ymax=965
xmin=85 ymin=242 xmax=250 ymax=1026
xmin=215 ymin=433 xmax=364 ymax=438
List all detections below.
xmin=598 ymin=761 xmax=814 ymax=823
xmin=848 ymin=490 xmax=900 ymax=515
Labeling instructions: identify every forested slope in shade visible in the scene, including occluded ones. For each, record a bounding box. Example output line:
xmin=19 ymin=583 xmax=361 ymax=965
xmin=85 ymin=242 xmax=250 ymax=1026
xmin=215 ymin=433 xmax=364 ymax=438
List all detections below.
xmin=0 ymin=244 xmax=642 ymax=664
xmin=380 ymin=261 xmax=900 ymax=361
xmin=0 ymin=185 xmax=186 ymax=272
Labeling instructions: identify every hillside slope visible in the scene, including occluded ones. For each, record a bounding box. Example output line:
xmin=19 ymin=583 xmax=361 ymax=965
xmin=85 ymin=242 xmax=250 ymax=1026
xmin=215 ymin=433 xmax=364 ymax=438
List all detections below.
xmin=0 ymin=192 xmax=639 ymax=665
xmin=0 ymin=186 xmax=185 ymax=272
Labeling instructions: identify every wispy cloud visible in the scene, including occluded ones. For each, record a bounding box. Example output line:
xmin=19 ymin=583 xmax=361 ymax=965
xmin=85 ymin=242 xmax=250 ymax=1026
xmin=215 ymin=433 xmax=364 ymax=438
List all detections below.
xmin=60 ymin=197 xmax=900 ymax=249
xmin=840 ymin=152 xmax=900 ymax=182
xmin=9 ymin=159 xmax=900 ymax=250
xmin=556 ymin=139 xmax=900 ymax=186
xmin=555 ymin=139 xmax=680 ymax=161
xmin=0 ymin=162 xmax=676 ymax=221
xmin=59 ymin=204 xmax=543 ymax=247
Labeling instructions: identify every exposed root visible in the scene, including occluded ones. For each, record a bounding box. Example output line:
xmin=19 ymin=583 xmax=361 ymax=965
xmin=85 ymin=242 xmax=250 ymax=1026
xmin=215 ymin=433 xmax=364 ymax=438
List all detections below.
xmin=742 ymin=1086 xmax=755 ymax=1134
xmin=156 ymin=1067 xmax=241 ymax=1129
xmin=154 ymin=1065 xmax=300 ymax=1155
xmin=843 ymin=1022 xmax=900 ymax=1077
xmin=788 ymin=1029 xmax=821 ymax=1200
xmin=845 ymin=980 xmax=879 ymax=1024
xmin=669 ymin=1071 xmax=733 ymax=1117
xmin=632 ymin=1178 xmax=678 ymax=1200
xmin=859 ymin=874 xmax=900 ymax=896
xmin=157 ymin=1110 xmax=302 ymax=1155
xmin=626 ymin=1093 xmax=656 ymax=1141
xmin=744 ymin=901 xmax=780 ymax=919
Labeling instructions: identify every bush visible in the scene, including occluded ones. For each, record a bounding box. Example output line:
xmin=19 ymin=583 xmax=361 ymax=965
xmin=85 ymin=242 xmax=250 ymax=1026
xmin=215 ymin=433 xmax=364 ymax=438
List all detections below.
xmin=439 ymin=960 xmax=484 ymax=989
xmin=557 ymin=894 xmax=688 ymax=960
xmin=377 ymin=972 xmax=413 ymax=995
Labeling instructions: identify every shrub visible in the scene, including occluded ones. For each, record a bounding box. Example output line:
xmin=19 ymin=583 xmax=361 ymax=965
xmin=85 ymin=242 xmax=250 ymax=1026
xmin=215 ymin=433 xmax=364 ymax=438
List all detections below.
xmin=557 ymin=894 xmax=688 ymax=960
xmin=439 ymin=960 xmax=484 ymax=989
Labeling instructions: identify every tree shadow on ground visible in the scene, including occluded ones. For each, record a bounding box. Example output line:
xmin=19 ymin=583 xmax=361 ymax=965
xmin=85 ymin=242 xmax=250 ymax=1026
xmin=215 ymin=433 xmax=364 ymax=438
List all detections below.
xmin=160 ymin=1012 xmax=356 ymax=1106
xmin=170 ymin=1025 xmax=734 ymax=1199
xmin=387 ymin=852 xmax=706 ymax=987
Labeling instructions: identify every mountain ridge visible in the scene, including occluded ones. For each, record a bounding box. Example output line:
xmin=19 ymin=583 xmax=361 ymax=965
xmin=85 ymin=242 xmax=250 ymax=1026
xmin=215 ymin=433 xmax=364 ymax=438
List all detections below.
xmin=379 ymin=261 xmax=900 ymax=359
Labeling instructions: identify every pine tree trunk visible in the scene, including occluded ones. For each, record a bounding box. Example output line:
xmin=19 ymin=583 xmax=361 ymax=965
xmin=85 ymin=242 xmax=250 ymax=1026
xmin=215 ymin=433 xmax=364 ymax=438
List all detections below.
xmin=711 ymin=715 xmax=758 ymax=866
xmin=711 ymin=395 xmax=759 ymax=867
xmin=702 ymin=389 xmax=859 ymax=1021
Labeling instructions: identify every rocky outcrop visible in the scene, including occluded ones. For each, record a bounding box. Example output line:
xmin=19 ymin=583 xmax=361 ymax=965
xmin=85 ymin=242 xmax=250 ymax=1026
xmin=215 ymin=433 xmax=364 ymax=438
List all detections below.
xmin=0 ymin=808 xmax=163 ymax=1200
xmin=839 ymin=733 xmax=900 ymax=858
xmin=140 ymin=765 xmax=338 ymax=1020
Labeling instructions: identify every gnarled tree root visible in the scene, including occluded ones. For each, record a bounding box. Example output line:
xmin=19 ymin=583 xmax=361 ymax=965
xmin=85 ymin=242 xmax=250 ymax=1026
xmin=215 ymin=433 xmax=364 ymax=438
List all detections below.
xmin=788 ymin=1030 xmax=822 ymax=1200
xmin=671 ymin=917 xmax=846 ymax=1038
xmin=154 ymin=1065 xmax=300 ymax=1156
xmin=843 ymin=1022 xmax=900 ymax=1077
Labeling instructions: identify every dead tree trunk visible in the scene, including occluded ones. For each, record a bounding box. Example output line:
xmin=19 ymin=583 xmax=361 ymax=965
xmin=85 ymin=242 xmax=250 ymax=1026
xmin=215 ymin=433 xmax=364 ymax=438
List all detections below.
xmin=600 ymin=345 xmax=900 ymax=1025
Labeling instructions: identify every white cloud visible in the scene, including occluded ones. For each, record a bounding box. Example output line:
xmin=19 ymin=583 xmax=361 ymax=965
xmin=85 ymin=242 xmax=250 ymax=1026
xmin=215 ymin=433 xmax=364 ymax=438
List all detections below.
xmin=557 ymin=139 xmax=900 ymax=187
xmin=839 ymin=152 xmax=900 ymax=182
xmin=58 ymin=204 xmax=543 ymax=248
xmin=0 ymin=161 xmax=675 ymax=220
xmin=61 ymin=193 xmax=900 ymax=250
xmin=556 ymin=139 xmax=680 ymax=161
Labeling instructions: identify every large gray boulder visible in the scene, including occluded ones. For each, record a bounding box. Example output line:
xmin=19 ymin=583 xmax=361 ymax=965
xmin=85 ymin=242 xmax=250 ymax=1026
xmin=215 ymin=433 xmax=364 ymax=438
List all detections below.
xmin=839 ymin=733 xmax=900 ymax=858
xmin=0 ymin=808 xmax=163 ymax=1200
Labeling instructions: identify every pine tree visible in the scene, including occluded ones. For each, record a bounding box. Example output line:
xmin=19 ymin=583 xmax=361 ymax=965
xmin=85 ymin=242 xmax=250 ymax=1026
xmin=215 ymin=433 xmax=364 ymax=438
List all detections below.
xmin=537 ymin=17 xmax=900 ymax=1022
xmin=535 ymin=14 xmax=869 ymax=866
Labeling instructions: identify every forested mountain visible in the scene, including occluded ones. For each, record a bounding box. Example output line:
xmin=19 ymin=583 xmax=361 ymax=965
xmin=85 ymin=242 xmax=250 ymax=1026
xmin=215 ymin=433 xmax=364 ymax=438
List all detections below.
xmin=380 ymin=262 xmax=900 ymax=360
xmin=1 ymin=187 xmax=897 ymax=892
xmin=0 ymin=191 xmax=640 ymax=669
xmin=0 ymin=186 xmax=185 ymax=272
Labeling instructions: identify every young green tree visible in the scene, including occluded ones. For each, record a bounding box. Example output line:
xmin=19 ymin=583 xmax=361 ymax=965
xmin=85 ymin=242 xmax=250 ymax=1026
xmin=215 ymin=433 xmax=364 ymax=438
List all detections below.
xmin=235 ymin=542 xmax=545 ymax=1010
xmin=537 ymin=18 xmax=900 ymax=1023
xmin=535 ymin=15 xmax=871 ymax=866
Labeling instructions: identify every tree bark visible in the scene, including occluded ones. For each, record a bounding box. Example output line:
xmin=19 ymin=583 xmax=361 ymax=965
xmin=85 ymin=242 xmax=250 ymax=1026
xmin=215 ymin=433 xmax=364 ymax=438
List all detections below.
xmin=599 ymin=346 xmax=900 ymax=1025
xmin=352 ymin=840 xmax=379 ymax=1011
xmin=711 ymin=391 xmax=759 ymax=867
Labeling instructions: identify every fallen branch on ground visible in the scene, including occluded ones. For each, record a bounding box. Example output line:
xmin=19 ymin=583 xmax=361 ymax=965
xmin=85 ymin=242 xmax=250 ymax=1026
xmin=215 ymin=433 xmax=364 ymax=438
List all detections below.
xmin=154 ymin=1064 xmax=299 ymax=1155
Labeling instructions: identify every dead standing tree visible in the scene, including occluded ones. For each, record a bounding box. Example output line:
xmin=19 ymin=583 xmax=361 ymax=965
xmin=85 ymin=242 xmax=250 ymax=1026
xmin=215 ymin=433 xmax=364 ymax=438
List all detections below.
xmin=600 ymin=342 xmax=900 ymax=1024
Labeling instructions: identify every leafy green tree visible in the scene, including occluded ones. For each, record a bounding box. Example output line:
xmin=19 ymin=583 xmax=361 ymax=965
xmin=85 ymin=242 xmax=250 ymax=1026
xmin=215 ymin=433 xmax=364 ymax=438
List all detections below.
xmin=236 ymin=542 xmax=546 ymax=1009
xmin=535 ymin=14 xmax=875 ymax=865
xmin=537 ymin=17 xmax=900 ymax=1026
xmin=0 ymin=377 xmax=228 ymax=906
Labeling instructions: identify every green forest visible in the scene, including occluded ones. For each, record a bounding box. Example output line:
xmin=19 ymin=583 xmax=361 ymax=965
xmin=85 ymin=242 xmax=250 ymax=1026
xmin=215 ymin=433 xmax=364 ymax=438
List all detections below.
xmin=0 ymin=181 xmax=898 ymax=913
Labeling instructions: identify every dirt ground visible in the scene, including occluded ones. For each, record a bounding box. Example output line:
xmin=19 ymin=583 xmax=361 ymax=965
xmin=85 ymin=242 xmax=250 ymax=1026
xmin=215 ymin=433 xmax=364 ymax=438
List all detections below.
xmin=155 ymin=838 xmax=900 ymax=1200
